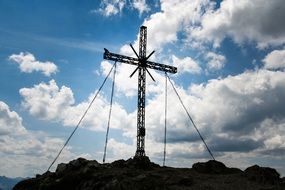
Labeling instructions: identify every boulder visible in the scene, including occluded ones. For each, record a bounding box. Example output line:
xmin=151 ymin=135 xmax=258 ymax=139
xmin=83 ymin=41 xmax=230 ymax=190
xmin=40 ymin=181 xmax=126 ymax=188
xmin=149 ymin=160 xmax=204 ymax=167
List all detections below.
xmin=192 ymin=160 xmax=241 ymax=174
xmin=245 ymin=165 xmax=280 ymax=185
xmin=125 ymin=156 xmax=159 ymax=169
xmin=56 ymin=163 xmax=67 ymax=174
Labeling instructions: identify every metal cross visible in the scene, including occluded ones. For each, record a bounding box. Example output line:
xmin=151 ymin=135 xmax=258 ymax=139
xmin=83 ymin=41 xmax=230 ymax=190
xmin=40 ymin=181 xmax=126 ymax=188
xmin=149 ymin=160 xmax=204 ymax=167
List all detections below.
xmin=103 ymin=26 xmax=177 ymax=157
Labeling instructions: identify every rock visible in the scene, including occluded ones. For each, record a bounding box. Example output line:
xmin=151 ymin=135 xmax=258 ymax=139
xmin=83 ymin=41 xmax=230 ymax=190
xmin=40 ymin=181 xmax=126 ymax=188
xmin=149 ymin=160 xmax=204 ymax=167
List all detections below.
xmin=56 ymin=163 xmax=67 ymax=174
xmin=245 ymin=165 xmax=280 ymax=185
xmin=110 ymin=159 xmax=126 ymax=168
xmin=281 ymin=177 xmax=285 ymax=188
xmin=192 ymin=160 xmax=241 ymax=174
xmin=125 ymin=156 xmax=159 ymax=169
xmin=69 ymin=157 xmax=88 ymax=168
xmin=13 ymin=158 xmax=283 ymax=190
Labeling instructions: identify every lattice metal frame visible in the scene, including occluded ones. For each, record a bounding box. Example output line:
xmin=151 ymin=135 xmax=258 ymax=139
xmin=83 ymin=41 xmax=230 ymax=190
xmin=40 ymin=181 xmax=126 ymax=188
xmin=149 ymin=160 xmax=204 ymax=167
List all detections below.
xmin=103 ymin=26 xmax=177 ymax=157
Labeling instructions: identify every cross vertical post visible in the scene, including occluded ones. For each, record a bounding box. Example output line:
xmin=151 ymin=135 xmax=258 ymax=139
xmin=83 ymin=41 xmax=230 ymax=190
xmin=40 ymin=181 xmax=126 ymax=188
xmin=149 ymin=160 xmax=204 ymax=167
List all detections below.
xmin=136 ymin=26 xmax=147 ymax=156
xmin=103 ymin=26 xmax=177 ymax=157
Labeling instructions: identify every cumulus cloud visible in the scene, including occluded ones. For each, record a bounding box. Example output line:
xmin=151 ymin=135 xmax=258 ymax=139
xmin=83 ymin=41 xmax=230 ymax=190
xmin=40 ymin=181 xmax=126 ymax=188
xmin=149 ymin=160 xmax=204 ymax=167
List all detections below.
xmin=104 ymin=138 xmax=135 ymax=162
xmin=120 ymin=0 xmax=285 ymax=64
xmin=9 ymin=52 xmax=58 ymax=76
xmin=95 ymin=0 xmax=126 ymax=17
xmin=19 ymin=79 xmax=133 ymax=132
xmin=186 ymin=69 xmax=285 ymax=136
xmin=139 ymin=69 xmax=285 ymax=167
xmin=172 ymin=55 xmax=201 ymax=74
xmin=263 ymin=49 xmax=285 ymax=70
xmin=0 ymin=101 xmax=26 ymax=136
xmin=205 ymin=52 xmax=226 ymax=71
xmin=132 ymin=0 xmax=150 ymax=15
xmin=19 ymin=80 xmax=75 ymax=121
xmin=93 ymin=0 xmax=149 ymax=17
xmin=118 ymin=0 xmax=285 ymax=49
xmin=119 ymin=0 xmax=211 ymax=54
xmin=0 ymin=101 xmax=86 ymax=177
xmin=191 ymin=0 xmax=285 ymax=48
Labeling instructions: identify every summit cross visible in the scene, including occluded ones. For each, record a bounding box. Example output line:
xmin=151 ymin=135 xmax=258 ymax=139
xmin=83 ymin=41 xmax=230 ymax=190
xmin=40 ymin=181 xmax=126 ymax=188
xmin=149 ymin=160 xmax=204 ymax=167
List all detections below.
xmin=103 ymin=26 xmax=177 ymax=157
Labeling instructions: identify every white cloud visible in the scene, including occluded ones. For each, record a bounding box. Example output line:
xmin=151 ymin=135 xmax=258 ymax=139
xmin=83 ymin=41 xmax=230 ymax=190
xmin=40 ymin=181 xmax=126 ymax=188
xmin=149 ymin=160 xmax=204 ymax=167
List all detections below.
xmin=0 ymin=101 xmax=86 ymax=177
xmin=205 ymin=52 xmax=226 ymax=71
xmin=19 ymin=79 xmax=133 ymax=132
xmin=9 ymin=52 xmax=58 ymax=76
xmin=119 ymin=0 xmax=211 ymax=53
xmin=132 ymin=0 xmax=150 ymax=15
xmin=0 ymin=101 xmax=26 ymax=136
xmin=104 ymin=138 xmax=135 ymax=162
xmin=185 ymin=69 xmax=285 ymax=136
xmin=19 ymin=80 xmax=75 ymax=121
xmin=172 ymin=55 xmax=201 ymax=74
xmin=92 ymin=0 xmax=149 ymax=17
xmin=117 ymin=0 xmax=285 ymax=67
xmin=95 ymin=0 xmax=126 ymax=17
xmin=101 ymin=61 xmax=138 ymax=97
xmin=263 ymin=49 xmax=285 ymax=70
xmin=191 ymin=0 xmax=285 ymax=48
xmin=136 ymin=68 xmax=285 ymax=169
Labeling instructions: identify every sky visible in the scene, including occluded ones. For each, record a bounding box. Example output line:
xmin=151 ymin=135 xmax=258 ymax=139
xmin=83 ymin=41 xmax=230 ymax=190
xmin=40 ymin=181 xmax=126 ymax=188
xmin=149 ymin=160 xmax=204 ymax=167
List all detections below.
xmin=1 ymin=0 xmax=285 ymax=178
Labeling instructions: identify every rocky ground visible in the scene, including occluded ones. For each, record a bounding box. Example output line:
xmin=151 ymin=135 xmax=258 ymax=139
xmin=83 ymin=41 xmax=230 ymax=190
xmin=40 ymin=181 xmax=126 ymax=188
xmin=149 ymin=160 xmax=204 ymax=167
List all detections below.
xmin=14 ymin=157 xmax=285 ymax=190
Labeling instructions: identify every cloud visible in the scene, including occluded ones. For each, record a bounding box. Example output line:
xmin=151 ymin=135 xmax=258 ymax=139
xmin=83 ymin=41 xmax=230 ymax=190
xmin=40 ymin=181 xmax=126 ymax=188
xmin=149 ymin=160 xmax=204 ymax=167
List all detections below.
xmin=19 ymin=80 xmax=75 ymax=121
xmin=205 ymin=52 xmax=226 ymax=71
xmin=210 ymin=136 xmax=264 ymax=152
xmin=9 ymin=52 xmax=58 ymax=76
xmin=104 ymin=138 xmax=135 ymax=162
xmin=172 ymin=55 xmax=201 ymax=74
xmin=103 ymin=0 xmax=285 ymax=57
xmin=119 ymin=0 xmax=211 ymax=53
xmin=263 ymin=49 xmax=285 ymax=70
xmin=94 ymin=0 xmax=126 ymax=17
xmin=92 ymin=0 xmax=149 ymax=17
xmin=187 ymin=69 xmax=285 ymax=136
xmin=142 ymin=69 xmax=285 ymax=161
xmin=191 ymin=0 xmax=285 ymax=48
xmin=0 ymin=101 xmax=86 ymax=177
xmin=0 ymin=101 xmax=26 ymax=136
xmin=19 ymin=79 xmax=133 ymax=132
xmin=132 ymin=0 xmax=150 ymax=15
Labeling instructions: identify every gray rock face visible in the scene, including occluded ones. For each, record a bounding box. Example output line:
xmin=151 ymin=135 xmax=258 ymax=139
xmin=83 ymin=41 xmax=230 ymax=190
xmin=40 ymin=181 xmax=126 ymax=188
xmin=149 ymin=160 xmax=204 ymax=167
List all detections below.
xmin=13 ymin=157 xmax=285 ymax=190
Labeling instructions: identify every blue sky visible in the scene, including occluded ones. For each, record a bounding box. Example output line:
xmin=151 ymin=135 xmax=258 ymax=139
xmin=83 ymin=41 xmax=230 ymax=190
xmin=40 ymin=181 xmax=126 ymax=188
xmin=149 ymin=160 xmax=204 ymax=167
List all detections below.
xmin=1 ymin=0 xmax=285 ymax=177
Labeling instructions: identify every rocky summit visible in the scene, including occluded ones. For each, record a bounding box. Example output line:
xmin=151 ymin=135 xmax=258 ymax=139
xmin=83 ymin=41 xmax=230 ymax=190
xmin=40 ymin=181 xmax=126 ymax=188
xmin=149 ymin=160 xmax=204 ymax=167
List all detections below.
xmin=14 ymin=157 xmax=285 ymax=190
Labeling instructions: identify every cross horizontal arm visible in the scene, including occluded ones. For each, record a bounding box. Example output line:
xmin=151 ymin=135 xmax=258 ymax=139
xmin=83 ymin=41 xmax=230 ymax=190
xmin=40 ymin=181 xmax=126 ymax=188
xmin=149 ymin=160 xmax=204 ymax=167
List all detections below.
xmin=146 ymin=61 xmax=177 ymax=74
xmin=104 ymin=49 xmax=139 ymax=66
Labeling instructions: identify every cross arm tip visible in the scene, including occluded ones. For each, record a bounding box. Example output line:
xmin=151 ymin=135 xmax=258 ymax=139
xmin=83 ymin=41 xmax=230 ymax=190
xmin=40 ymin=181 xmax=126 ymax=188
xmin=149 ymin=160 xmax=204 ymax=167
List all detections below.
xmin=104 ymin=48 xmax=109 ymax=53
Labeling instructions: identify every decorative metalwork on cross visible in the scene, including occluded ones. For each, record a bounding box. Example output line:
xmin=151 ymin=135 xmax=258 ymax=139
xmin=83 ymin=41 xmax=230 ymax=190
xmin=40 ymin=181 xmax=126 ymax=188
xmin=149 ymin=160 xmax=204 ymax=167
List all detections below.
xmin=103 ymin=26 xmax=177 ymax=157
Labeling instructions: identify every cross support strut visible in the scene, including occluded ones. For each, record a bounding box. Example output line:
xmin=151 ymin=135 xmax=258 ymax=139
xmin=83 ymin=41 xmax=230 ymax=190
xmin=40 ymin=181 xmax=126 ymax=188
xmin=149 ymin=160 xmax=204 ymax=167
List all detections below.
xmin=103 ymin=26 xmax=177 ymax=157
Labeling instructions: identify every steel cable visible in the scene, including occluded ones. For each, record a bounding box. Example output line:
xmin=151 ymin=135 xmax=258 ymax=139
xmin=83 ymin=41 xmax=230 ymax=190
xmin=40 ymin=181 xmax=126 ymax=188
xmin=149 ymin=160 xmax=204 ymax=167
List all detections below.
xmin=166 ymin=74 xmax=215 ymax=160
xmin=103 ymin=62 xmax=117 ymax=163
xmin=163 ymin=72 xmax=167 ymax=166
xmin=47 ymin=62 xmax=116 ymax=171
